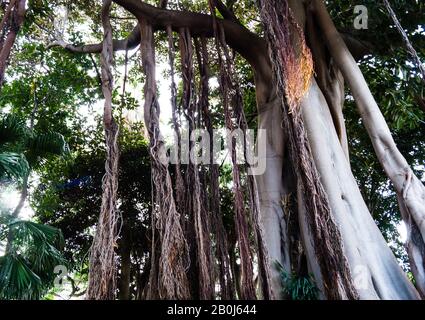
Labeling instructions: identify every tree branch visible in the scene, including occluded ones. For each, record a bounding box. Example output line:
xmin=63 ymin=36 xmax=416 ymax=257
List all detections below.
xmin=382 ymin=0 xmax=425 ymax=83
xmin=213 ymin=0 xmax=240 ymax=25
xmin=312 ymin=0 xmax=425 ymax=297
xmin=340 ymin=32 xmax=374 ymax=60
xmin=46 ymin=0 xmax=267 ymax=78
xmin=112 ymin=0 xmax=268 ymax=73
xmin=48 ymin=0 xmax=368 ymax=84
xmin=89 ymin=53 xmax=102 ymax=85
xmin=48 ymin=24 xmax=140 ymax=53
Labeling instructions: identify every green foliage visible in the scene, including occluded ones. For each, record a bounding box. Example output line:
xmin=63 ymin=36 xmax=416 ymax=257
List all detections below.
xmin=0 ymin=113 xmax=69 ymax=176
xmin=0 ymin=115 xmax=29 ymax=179
xmin=32 ymin=126 xmax=151 ymax=281
xmin=25 ymin=131 xmax=70 ymax=168
xmin=0 ymin=254 xmax=43 ymax=300
xmin=0 ymin=0 xmax=423 ymax=299
xmin=0 ymin=115 xmax=28 ymax=146
xmin=0 ymin=214 xmax=66 ymax=300
xmin=0 ymin=113 xmax=68 ymax=299
xmin=275 ymin=261 xmax=318 ymax=300
xmin=0 ymin=152 xmax=29 ymax=180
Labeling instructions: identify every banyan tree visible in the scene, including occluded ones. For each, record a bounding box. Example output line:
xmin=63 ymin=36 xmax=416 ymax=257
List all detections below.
xmin=3 ymin=0 xmax=423 ymax=300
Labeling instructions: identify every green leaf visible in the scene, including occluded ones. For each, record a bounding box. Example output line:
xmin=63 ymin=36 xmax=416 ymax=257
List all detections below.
xmin=0 ymin=115 xmax=27 ymax=146
xmin=0 ymin=152 xmax=29 ymax=179
xmin=0 ymin=254 xmax=43 ymax=300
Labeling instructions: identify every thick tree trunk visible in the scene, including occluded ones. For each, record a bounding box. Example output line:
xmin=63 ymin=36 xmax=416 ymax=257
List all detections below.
xmin=256 ymin=92 xmax=291 ymax=298
xmin=312 ymin=0 xmax=425 ymax=297
xmin=305 ymin=7 xmax=349 ymax=160
xmin=301 ymin=79 xmax=419 ymax=299
xmin=253 ymin=0 xmax=421 ymax=299
xmin=255 ymin=74 xmax=419 ymax=299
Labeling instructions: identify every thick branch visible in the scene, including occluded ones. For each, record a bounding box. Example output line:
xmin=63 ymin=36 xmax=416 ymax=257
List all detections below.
xmin=49 ymin=0 xmax=266 ymax=73
xmin=159 ymin=0 xmax=167 ymax=9
xmin=0 ymin=0 xmax=26 ymax=86
xmin=49 ymin=0 xmax=365 ymax=84
xmin=48 ymin=24 xmax=141 ymax=53
xmin=213 ymin=0 xmax=240 ymax=25
xmin=0 ymin=0 xmax=16 ymax=34
xmin=112 ymin=0 xmax=268 ymax=75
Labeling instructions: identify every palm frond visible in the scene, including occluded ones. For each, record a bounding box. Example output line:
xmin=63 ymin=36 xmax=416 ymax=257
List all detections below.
xmin=275 ymin=261 xmax=318 ymax=300
xmin=9 ymin=220 xmax=65 ymax=249
xmin=0 ymin=220 xmax=66 ymax=299
xmin=25 ymin=132 xmax=69 ymax=166
xmin=0 ymin=114 xmax=27 ymax=146
xmin=0 ymin=152 xmax=29 ymax=179
xmin=0 ymin=254 xmax=43 ymax=300
xmin=27 ymin=241 xmax=65 ymax=280
xmin=0 ymin=212 xmax=13 ymax=240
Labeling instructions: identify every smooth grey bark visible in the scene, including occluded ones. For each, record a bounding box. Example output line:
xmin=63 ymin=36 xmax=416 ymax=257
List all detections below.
xmin=306 ymin=7 xmax=349 ymax=160
xmin=301 ymin=79 xmax=419 ymax=299
xmin=251 ymin=0 xmax=420 ymax=300
xmin=312 ymin=0 xmax=425 ymax=296
xmin=256 ymin=92 xmax=291 ymax=298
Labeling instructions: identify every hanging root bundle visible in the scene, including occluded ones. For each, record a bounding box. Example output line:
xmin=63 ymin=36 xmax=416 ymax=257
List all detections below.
xmin=179 ymin=27 xmax=215 ymax=300
xmin=258 ymin=0 xmax=358 ymax=300
xmin=194 ymin=35 xmax=235 ymax=300
xmin=214 ymin=24 xmax=255 ymax=300
xmin=136 ymin=1 xmax=288 ymax=300
xmin=166 ymin=26 xmax=186 ymax=215
xmin=87 ymin=0 xmax=120 ymax=300
xmin=260 ymin=0 xmax=313 ymax=112
xmin=209 ymin=0 xmax=273 ymax=300
xmin=140 ymin=20 xmax=191 ymax=300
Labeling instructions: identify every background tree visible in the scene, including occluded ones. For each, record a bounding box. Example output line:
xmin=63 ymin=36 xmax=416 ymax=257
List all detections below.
xmin=33 ymin=121 xmax=152 ymax=299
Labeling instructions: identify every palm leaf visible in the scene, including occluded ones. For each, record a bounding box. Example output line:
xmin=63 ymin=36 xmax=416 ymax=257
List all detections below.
xmin=0 ymin=152 xmax=29 ymax=179
xmin=27 ymin=241 xmax=65 ymax=280
xmin=274 ymin=260 xmax=318 ymax=300
xmin=0 ymin=254 xmax=43 ymax=300
xmin=25 ymin=132 xmax=69 ymax=167
xmin=0 ymin=115 xmax=27 ymax=146
xmin=8 ymin=220 xmax=65 ymax=249
xmin=0 ymin=220 xmax=66 ymax=299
